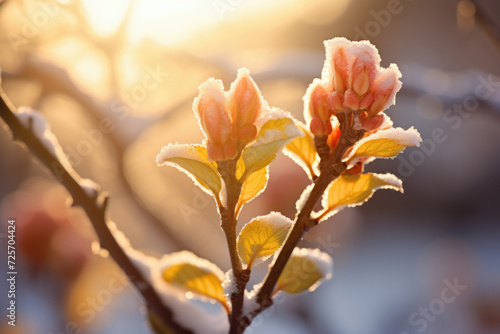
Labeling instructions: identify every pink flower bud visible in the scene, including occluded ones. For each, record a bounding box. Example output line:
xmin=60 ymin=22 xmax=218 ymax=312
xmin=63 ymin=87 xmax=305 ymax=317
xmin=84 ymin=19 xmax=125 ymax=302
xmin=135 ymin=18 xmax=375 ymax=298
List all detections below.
xmin=326 ymin=117 xmax=341 ymax=150
xmin=343 ymin=89 xmax=360 ymax=110
xmin=332 ymin=47 xmax=349 ymax=93
xmin=367 ymin=64 xmax=402 ymax=116
xmin=229 ymin=69 xmax=262 ymax=143
xmin=327 ymin=91 xmax=344 ymax=114
xmin=195 ymin=79 xmax=236 ymax=161
xmin=308 ymin=83 xmax=332 ymax=135
xmin=348 ymin=51 xmax=377 ymax=97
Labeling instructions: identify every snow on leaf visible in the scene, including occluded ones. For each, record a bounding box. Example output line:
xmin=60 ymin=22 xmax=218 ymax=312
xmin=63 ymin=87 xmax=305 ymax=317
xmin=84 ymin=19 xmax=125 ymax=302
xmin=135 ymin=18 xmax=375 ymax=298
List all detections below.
xmin=238 ymin=116 xmax=303 ymax=181
xmin=319 ymin=173 xmax=403 ymax=221
xmin=284 ymin=120 xmax=319 ymax=179
xmin=237 ymin=212 xmax=292 ymax=269
xmin=160 ymin=251 xmax=229 ymax=313
xmin=343 ymin=127 xmax=422 ymax=167
xmin=236 ymin=166 xmax=269 ymax=216
xmin=276 ymin=248 xmax=333 ymax=294
xmin=156 ymin=144 xmax=222 ymax=200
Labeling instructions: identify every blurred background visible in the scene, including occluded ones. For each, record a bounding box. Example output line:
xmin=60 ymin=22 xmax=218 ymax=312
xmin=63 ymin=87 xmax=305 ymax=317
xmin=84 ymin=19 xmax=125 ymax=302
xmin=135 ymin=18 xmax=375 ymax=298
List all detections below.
xmin=0 ymin=0 xmax=499 ymax=333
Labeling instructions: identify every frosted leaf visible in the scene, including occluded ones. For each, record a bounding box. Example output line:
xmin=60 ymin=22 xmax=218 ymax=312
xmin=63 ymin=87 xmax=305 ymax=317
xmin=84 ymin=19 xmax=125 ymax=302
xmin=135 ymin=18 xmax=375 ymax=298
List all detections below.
xmin=156 ymin=143 xmax=222 ymax=199
xmin=15 ymin=106 xmax=72 ymax=170
xmin=283 ymin=120 xmax=319 ymax=179
xmin=343 ymin=126 xmax=422 ymax=168
xmin=255 ymin=107 xmax=292 ymax=129
xmin=319 ymin=173 xmax=403 ymax=221
xmin=158 ymin=251 xmax=225 ymax=283
xmin=276 ymin=248 xmax=333 ymax=294
xmin=292 ymin=248 xmax=333 ymax=282
xmin=237 ymin=212 xmax=292 ymax=268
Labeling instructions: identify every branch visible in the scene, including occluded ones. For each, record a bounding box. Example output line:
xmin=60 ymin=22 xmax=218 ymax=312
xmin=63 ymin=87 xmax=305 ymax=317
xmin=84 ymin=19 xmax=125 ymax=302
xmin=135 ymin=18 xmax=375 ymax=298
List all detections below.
xmin=244 ymin=113 xmax=364 ymax=326
xmin=4 ymin=62 xmax=189 ymax=251
xmin=217 ymin=158 xmax=250 ymax=334
xmin=0 ymin=88 xmax=193 ymax=334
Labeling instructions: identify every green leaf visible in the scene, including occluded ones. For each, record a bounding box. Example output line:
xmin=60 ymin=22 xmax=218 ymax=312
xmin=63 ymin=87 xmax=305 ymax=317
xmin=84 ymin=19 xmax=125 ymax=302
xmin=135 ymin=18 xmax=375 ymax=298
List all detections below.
xmin=161 ymin=251 xmax=228 ymax=312
xmin=237 ymin=212 xmax=292 ymax=269
xmin=276 ymin=248 xmax=333 ymax=294
xmin=238 ymin=116 xmax=303 ymax=181
xmin=284 ymin=121 xmax=318 ymax=179
xmin=319 ymin=173 xmax=403 ymax=221
xmin=236 ymin=166 xmax=269 ymax=216
xmin=156 ymin=144 xmax=221 ymax=200
xmin=343 ymin=127 xmax=421 ymax=165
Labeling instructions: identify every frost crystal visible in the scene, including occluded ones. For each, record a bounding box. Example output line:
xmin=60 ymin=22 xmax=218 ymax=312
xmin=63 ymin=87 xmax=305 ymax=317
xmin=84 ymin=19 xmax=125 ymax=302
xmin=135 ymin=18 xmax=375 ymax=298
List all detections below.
xmin=222 ymin=269 xmax=236 ymax=300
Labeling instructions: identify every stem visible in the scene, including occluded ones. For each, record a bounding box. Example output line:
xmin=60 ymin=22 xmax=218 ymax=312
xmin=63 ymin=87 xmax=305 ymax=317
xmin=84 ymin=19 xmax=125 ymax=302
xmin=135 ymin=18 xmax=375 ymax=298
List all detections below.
xmin=0 ymin=89 xmax=192 ymax=334
xmin=244 ymin=113 xmax=364 ymax=327
xmin=217 ymin=158 xmax=250 ymax=334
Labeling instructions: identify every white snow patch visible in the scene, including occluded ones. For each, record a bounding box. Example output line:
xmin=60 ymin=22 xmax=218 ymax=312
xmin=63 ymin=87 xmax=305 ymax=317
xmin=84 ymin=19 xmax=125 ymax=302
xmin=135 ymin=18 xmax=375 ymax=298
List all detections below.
xmin=255 ymin=107 xmax=293 ymax=129
xmin=222 ymin=269 xmax=236 ymax=300
xmin=243 ymin=282 xmax=263 ymax=316
xmin=80 ymin=178 xmax=100 ymax=197
xmin=296 ymin=183 xmax=314 ymax=212
xmin=15 ymin=106 xmax=72 ymax=169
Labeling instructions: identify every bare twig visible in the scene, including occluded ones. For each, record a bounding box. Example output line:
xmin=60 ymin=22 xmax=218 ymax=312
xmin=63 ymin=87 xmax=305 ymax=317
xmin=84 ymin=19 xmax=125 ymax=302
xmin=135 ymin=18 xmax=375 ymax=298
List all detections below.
xmin=0 ymin=88 xmax=192 ymax=334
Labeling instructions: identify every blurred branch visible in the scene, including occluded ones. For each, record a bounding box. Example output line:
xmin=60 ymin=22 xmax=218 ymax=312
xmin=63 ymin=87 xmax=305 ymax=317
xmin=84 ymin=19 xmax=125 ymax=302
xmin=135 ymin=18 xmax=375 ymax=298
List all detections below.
xmin=4 ymin=61 xmax=190 ymax=251
xmin=471 ymin=0 xmax=500 ymax=56
xmin=0 ymin=87 xmax=193 ymax=334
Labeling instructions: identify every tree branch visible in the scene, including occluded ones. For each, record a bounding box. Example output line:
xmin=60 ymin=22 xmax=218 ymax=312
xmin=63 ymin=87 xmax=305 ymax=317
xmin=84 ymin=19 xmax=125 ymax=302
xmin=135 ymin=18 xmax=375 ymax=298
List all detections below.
xmin=244 ymin=113 xmax=364 ymax=327
xmin=0 ymin=88 xmax=193 ymax=334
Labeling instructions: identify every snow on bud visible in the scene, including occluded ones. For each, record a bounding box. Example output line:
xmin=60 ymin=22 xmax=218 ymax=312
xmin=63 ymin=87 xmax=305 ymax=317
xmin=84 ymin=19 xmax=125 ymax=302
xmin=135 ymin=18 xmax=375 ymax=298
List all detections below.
xmin=367 ymin=64 xmax=402 ymax=116
xmin=228 ymin=68 xmax=262 ymax=144
xmin=322 ymin=38 xmax=350 ymax=93
xmin=307 ymin=82 xmax=332 ymax=136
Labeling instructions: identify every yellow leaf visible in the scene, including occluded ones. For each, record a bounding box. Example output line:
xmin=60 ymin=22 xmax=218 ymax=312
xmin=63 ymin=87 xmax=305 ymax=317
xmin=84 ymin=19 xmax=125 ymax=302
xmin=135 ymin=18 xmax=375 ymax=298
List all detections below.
xmin=237 ymin=212 xmax=292 ymax=269
xmin=161 ymin=251 xmax=228 ymax=312
xmin=284 ymin=121 xmax=318 ymax=179
xmin=156 ymin=144 xmax=221 ymax=200
xmin=239 ymin=117 xmax=303 ymax=181
xmin=236 ymin=167 xmax=269 ymax=216
xmin=276 ymin=248 xmax=332 ymax=294
xmin=343 ymin=127 xmax=422 ymax=165
xmin=319 ymin=173 xmax=403 ymax=221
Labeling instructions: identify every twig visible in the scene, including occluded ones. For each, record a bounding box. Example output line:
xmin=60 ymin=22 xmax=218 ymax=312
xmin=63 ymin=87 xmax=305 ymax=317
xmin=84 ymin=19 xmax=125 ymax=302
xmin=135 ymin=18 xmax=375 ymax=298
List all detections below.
xmin=243 ymin=113 xmax=365 ymax=327
xmin=217 ymin=157 xmax=250 ymax=334
xmin=0 ymin=88 xmax=192 ymax=334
